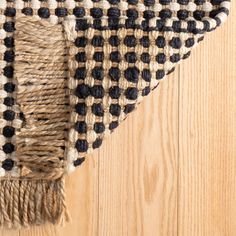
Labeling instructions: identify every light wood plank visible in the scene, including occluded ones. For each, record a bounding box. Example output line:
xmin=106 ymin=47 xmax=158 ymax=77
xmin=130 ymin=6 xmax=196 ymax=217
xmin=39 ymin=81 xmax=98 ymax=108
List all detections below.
xmin=178 ymin=5 xmax=236 ymax=235
xmin=98 ymin=72 xmax=179 ymax=236
xmin=0 ymin=229 xmax=19 ymax=236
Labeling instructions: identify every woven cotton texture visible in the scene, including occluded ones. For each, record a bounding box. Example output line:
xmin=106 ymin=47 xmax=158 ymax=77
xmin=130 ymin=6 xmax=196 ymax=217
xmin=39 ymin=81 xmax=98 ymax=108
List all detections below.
xmin=0 ymin=0 xmax=230 ymax=228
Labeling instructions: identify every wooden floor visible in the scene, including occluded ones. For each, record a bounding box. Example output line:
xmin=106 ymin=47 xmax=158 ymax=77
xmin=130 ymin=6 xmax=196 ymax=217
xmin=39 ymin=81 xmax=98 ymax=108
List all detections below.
xmin=2 ymin=3 xmax=236 ymax=236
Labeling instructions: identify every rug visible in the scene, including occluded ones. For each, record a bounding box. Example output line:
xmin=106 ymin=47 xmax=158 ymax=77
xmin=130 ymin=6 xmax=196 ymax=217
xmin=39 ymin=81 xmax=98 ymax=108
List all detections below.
xmin=0 ymin=0 xmax=230 ymax=228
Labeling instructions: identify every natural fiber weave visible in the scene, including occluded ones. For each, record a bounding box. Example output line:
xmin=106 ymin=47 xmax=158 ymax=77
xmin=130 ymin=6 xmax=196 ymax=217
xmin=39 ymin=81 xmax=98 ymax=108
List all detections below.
xmin=0 ymin=0 xmax=230 ymax=228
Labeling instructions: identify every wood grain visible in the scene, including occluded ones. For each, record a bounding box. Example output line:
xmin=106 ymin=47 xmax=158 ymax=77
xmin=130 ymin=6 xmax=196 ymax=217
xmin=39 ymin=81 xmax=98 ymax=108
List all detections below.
xmin=1 ymin=3 xmax=236 ymax=235
xmin=97 ymin=72 xmax=179 ymax=236
xmin=178 ymin=3 xmax=236 ymax=235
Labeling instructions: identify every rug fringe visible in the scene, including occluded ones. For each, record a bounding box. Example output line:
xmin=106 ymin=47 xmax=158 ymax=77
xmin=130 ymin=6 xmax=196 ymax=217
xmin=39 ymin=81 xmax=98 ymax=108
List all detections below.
xmin=0 ymin=178 xmax=70 ymax=228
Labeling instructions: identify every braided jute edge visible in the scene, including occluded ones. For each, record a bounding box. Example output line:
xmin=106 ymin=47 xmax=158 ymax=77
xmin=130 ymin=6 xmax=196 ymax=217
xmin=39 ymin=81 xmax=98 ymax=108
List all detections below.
xmin=0 ymin=16 xmax=71 ymax=228
xmin=14 ymin=16 xmax=69 ymax=180
xmin=0 ymin=178 xmax=70 ymax=228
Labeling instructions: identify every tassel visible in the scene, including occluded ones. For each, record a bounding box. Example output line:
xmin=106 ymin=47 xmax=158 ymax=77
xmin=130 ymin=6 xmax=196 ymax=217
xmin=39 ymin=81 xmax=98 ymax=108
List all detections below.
xmin=0 ymin=179 xmax=69 ymax=228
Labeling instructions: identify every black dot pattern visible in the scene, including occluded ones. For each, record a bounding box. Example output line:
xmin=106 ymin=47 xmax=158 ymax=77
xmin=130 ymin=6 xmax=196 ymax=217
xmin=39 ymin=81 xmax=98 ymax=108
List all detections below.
xmin=0 ymin=0 xmax=230 ymax=173
xmin=66 ymin=0 xmax=230 ymax=169
xmin=0 ymin=0 xmax=18 ymax=175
